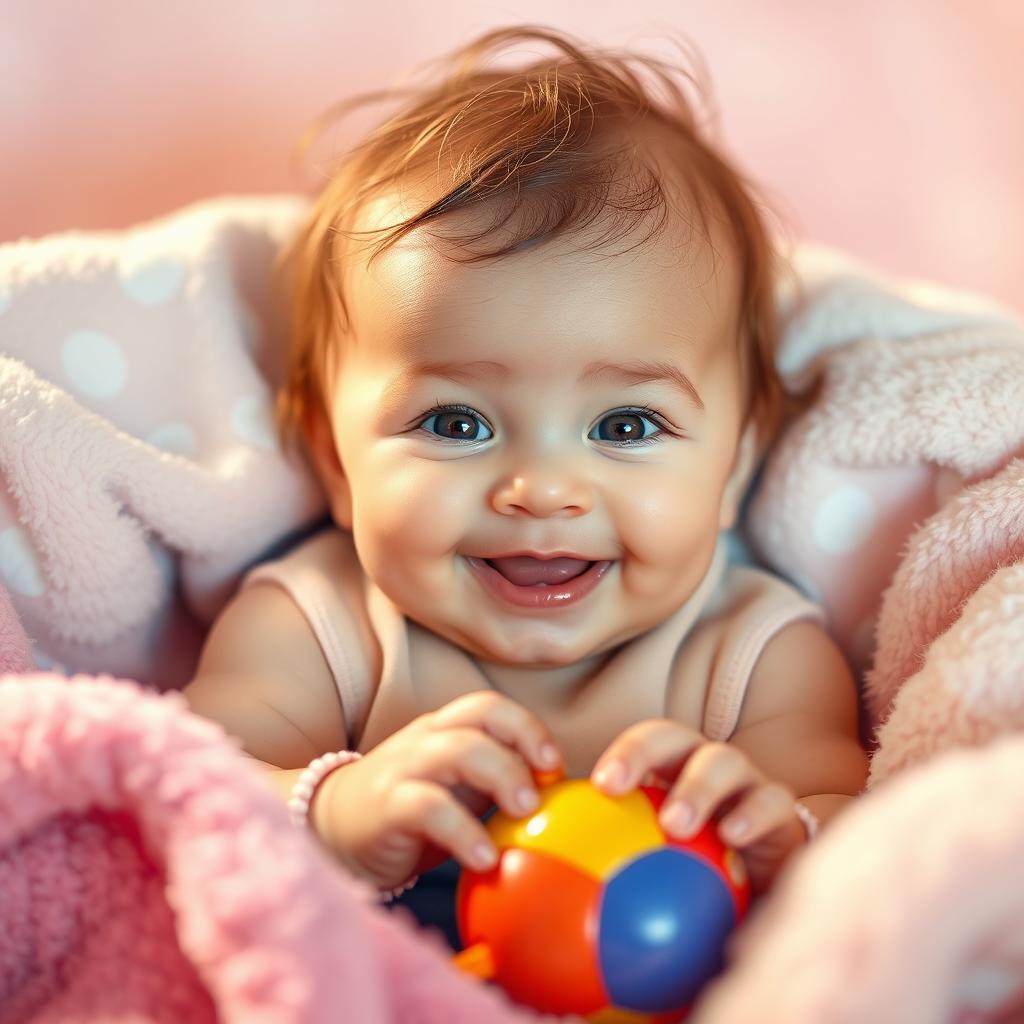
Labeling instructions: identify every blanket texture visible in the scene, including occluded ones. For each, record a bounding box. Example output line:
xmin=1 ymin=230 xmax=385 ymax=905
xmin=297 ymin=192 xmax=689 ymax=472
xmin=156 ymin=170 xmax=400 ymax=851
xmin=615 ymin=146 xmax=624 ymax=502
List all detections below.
xmin=0 ymin=196 xmax=326 ymax=688
xmin=2 ymin=199 xmax=1024 ymax=1022
xmin=0 ymin=663 xmax=538 ymax=1024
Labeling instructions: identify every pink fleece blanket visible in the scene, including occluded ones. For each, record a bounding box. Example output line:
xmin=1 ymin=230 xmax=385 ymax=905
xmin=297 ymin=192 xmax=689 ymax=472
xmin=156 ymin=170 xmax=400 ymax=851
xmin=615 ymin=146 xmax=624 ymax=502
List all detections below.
xmin=0 ymin=669 xmax=538 ymax=1024
xmin=3 ymin=202 xmax=1024 ymax=1022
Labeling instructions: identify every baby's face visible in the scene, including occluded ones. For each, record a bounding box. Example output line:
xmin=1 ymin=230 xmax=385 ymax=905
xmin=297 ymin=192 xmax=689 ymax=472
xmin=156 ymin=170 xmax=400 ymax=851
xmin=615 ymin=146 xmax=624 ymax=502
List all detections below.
xmin=314 ymin=193 xmax=751 ymax=688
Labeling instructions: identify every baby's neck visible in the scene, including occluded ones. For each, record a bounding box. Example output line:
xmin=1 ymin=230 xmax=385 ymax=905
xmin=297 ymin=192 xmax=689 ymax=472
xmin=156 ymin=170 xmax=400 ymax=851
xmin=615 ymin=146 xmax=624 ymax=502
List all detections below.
xmin=473 ymin=646 xmax=617 ymax=713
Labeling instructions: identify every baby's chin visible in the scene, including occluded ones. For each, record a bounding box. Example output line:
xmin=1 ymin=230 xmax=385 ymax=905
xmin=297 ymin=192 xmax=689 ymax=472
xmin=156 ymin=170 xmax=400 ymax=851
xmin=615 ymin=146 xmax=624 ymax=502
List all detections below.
xmin=389 ymin=566 xmax=663 ymax=667
xmin=455 ymin=618 xmax=640 ymax=671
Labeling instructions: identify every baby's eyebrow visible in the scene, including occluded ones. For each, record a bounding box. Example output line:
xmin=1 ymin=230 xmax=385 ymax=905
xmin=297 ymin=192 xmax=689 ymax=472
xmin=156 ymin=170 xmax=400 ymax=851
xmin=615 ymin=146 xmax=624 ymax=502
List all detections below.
xmin=382 ymin=358 xmax=704 ymax=413
xmin=583 ymin=359 xmax=705 ymax=413
xmin=379 ymin=360 xmax=508 ymax=412
xmin=397 ymin=359 xmax=510 ymax=384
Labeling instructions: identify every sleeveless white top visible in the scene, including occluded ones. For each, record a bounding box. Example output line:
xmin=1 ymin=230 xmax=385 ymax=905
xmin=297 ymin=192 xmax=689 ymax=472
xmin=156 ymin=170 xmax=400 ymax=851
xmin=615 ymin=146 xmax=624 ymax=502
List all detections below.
xmin=244 ymin=528 xmax=824 ymax=748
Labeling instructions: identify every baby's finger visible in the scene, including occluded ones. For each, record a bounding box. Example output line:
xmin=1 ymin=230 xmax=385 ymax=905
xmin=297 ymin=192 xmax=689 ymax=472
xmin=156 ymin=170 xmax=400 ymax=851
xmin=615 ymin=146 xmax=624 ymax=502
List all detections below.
xmin=591 ymin=719 xmax=704 ymax=796
xmin=661 ymin=742 xmax=757 ymax=840
xmin=416 ymin=728 xmax=542 ymax=819
xmin=390 ymin=779 xmax=499 ymax=873
xmin=431 ymin=691 xmax=562 ymax=772
xmin=717 ymin=782 xmax=800 ymax=848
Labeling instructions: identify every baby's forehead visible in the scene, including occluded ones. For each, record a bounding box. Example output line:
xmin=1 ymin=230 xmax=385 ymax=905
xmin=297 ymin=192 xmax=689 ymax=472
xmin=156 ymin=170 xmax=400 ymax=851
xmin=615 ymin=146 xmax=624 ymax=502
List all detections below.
xmin=341 ymin=185 xmax=741 ymax=350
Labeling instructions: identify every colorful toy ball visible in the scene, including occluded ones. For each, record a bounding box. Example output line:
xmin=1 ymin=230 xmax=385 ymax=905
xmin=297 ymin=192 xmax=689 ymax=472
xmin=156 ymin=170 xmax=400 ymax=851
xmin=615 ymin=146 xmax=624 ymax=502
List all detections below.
xmin=453 ymin=773 xmax=750 ymax=1023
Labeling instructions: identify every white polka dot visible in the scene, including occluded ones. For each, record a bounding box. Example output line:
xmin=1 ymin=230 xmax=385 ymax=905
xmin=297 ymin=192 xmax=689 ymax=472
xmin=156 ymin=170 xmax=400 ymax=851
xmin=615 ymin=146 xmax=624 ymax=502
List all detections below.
xmin=60 ymin=330 xmax=128 ymax=400
xmin=812 ymin=484 xmax=877 ymax=555
xmin=0 ymin=526 xmax=44 ymax=597
xmin=147 ymin=422 xmax=198 ymax=457
xmin=118 ymin=257 xmax=186 ymax=305
xmin=230 ymin=395 xmax=276 ymax=450
xmin=0 ymin=283 xmax=10 ymax=316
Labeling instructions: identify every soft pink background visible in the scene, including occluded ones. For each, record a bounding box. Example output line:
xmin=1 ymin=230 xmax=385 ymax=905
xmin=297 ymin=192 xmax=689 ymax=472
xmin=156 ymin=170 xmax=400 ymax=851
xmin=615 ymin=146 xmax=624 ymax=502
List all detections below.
xmin=4 ymin=1 xmax=1022 ymax=312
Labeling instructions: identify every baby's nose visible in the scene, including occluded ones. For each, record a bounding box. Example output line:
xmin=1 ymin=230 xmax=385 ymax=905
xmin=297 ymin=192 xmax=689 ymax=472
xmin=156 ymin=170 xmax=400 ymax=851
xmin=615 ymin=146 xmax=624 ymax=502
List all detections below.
xmin=490 ymin=466 xmax=594 ymax=517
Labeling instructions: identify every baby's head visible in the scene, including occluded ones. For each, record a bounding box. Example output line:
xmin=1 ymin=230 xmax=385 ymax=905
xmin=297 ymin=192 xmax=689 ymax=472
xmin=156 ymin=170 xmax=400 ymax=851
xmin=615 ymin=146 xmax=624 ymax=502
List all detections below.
xmin=275 ymin=26 xmax=784 ymax=674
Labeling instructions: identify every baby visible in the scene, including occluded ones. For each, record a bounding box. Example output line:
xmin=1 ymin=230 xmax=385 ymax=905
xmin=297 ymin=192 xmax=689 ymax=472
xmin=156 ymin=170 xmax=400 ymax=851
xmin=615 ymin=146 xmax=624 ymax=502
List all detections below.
xmin=184 ymin=26 xmax=867 ymax=912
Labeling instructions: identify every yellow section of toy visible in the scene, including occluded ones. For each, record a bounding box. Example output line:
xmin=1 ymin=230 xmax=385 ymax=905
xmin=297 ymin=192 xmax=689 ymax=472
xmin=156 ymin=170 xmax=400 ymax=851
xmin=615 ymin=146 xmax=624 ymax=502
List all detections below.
xmin=486 ymin=778 xmax=664 ymax=880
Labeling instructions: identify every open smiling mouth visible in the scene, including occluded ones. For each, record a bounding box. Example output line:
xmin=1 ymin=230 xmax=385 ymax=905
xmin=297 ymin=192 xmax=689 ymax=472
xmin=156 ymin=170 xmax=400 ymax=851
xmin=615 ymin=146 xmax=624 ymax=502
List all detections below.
xmin=464 ymin=556 xmax=614 ymax=609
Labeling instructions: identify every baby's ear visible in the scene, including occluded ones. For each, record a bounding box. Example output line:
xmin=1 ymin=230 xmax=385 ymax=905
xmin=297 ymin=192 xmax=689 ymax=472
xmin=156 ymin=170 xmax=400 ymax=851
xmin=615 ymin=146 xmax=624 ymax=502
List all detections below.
xmin=718 ymin=422 xmax=759 ymax=531
xmin=304 ymin=402 xmax=353 ymax=531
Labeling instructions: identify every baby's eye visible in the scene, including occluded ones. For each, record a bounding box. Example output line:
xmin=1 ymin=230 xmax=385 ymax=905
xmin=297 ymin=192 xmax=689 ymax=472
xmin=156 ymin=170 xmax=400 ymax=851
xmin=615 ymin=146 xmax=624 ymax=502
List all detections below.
xmin=418 ymin=404 xmax=494 ymax=443
xmin=588 ymin=408 xmax=667 ymax=447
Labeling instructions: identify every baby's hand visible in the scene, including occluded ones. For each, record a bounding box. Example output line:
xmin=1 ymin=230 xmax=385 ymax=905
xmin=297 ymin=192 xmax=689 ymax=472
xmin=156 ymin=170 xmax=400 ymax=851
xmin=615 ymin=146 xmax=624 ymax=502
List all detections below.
xmin=591 ymin=720 xmax=807 ymax=895
xmin=320 ymin=691 xmax=561 ymax=893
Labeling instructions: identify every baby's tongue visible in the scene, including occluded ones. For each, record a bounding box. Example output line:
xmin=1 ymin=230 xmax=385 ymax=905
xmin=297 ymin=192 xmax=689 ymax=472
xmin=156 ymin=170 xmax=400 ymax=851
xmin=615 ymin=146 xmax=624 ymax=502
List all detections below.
xmin=486 ymin=556 xmax=592 ymax=586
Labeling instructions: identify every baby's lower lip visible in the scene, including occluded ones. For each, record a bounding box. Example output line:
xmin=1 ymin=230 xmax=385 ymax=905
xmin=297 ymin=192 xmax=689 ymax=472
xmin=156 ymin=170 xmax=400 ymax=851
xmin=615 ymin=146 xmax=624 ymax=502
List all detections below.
xmin=464 ymin=556 xmax=614 ymax=610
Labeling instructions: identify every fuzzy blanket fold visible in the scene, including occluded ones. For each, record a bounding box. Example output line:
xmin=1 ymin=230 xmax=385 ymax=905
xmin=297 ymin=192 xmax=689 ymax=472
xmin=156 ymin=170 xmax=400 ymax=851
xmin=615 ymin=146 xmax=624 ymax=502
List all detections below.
xmin=0 ymin=196 xmax=327 ymax=689
xmin=0 ymin=671 xmax=538 ymax=1024
xmin=3 ymin=202 xmax=1024 ymax=1022
xmin=694 ymin=567 xmax=1024 ymax=1024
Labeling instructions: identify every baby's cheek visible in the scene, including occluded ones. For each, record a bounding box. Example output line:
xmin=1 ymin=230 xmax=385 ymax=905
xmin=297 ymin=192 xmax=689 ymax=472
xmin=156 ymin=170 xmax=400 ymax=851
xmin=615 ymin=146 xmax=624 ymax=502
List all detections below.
xmin=616 ymin=475 xmax=718 ymax=565
xmin=608 ymin=483 xmax=718 ymax=610
xmin=357 ymin=457 xmax=474 ymax=555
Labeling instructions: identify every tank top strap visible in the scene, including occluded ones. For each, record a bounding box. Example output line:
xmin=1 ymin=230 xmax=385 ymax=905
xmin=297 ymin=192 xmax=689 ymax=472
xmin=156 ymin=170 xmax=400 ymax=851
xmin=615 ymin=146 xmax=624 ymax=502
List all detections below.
xmin=701 ymin=566 xmax=826 ymax=741
xmin=242 ymin=529 xmax=375 ymax=748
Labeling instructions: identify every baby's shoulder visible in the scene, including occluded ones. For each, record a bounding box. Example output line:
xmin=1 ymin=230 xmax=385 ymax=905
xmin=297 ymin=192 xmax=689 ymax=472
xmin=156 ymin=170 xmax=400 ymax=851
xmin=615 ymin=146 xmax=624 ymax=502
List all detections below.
xmin=246 ymin=528 xmax=375 ymax=631
xmin=244 ymin=527 xmax=384 ymax=734
xmin=668 ymin=561 xmax=825 ymax=734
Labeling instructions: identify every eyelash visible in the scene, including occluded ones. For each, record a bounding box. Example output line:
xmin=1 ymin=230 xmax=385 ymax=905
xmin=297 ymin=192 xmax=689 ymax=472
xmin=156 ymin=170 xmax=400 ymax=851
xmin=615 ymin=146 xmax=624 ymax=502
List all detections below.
xmin=413 ymin=400 xmax=678 ymax=447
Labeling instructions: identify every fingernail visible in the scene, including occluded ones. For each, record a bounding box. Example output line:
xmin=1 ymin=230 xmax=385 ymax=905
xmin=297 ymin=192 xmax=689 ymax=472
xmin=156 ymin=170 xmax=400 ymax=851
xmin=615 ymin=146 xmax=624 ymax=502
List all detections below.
xmin=471 ymin=843 xmax=496 ymax=870
xmin=516 ymin=786 xmax=539 ymax=813
xmin=593 ymin=760 xmax=625 ymax=792
xmin=662 ymin=802 xmax=694 ymax=837
xmin=540 ymin=743 xmax=560 ymax=768
xmin=724 ymin=817 xmax=749 ymax=841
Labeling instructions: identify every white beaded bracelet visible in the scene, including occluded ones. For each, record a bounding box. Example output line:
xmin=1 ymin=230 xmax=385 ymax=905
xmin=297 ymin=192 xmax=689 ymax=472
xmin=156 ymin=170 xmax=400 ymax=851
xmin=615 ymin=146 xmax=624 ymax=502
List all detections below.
xmin=287 ymin=749 xmax=418 ymax=902
xmin=793 ymin=800 xmax=820 ymax=841
xmin=287 ymin=749 xmax=363 ymax=827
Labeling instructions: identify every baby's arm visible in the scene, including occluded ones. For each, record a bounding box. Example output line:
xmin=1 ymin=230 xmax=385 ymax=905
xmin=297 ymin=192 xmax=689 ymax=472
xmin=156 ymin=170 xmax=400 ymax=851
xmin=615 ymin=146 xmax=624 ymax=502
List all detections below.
xmin=182 ymin=582 xmax=349 ymax=801
xmin=724 ymin=619 xmax=869 ymax=827
xmin=185 ymin=585 xmax=563 ymax=892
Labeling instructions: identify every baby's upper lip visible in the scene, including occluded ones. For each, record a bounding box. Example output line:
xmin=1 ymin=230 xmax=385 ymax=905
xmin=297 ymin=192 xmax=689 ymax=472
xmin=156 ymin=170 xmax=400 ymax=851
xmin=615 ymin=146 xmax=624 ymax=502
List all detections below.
xmin=471 ymin=550 xmax=602 ymax=561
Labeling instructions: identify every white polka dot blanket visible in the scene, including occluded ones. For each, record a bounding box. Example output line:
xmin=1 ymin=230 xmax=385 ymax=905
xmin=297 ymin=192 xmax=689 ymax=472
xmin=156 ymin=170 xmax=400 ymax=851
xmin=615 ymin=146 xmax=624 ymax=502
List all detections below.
xmin=744 ymin=243 xmax=1024 ymax=769
xmin=0 ymin=196 xmax=327 ymax=688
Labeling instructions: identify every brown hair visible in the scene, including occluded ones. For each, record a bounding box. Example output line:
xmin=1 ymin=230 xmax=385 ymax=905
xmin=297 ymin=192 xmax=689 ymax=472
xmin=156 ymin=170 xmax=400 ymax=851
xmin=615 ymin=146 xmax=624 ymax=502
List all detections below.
xmin=275 ymin=25 xmax=785 ymax=445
